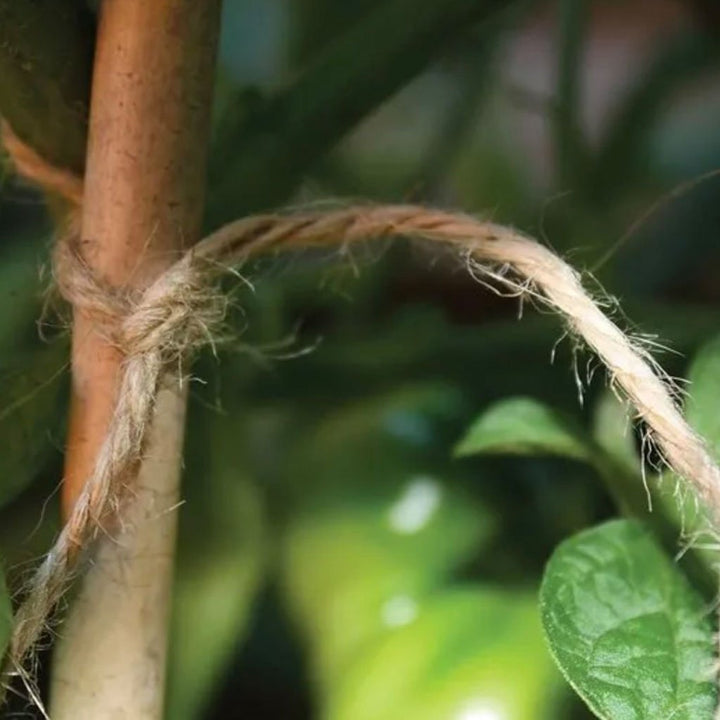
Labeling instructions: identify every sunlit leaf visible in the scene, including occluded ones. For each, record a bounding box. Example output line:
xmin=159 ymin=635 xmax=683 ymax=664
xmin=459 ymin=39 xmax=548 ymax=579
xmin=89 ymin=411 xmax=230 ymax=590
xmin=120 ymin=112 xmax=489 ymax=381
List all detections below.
xmin=541 ymin=519 xmax=716 ymax=720
xmin=283 ymin=477 xmax=492 ymax=687
xmin=281 ymin=386 xmax=492 ymax=687
xmin=327 ymin=587 xmax=563 ymax=720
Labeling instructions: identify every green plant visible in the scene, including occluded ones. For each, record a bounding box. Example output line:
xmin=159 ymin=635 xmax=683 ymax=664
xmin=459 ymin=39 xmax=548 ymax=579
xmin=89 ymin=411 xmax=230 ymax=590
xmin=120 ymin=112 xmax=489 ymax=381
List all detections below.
xmin=2 ymin=1 xmax=720 ymax=718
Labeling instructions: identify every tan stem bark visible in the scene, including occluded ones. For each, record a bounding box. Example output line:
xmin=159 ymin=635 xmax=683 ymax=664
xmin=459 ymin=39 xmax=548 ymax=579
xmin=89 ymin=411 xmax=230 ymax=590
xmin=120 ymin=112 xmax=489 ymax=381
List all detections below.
xmin=50 ymin=1 xmax=221 ymax=717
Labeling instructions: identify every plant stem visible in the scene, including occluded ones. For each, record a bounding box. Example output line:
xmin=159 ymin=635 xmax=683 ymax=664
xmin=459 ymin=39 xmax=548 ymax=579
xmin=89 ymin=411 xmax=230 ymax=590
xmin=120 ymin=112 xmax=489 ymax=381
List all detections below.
xmin=553 ymin=0 xmax=589 ymax=189
xmin=49 ymin=2 xmax=221 ymax=718
xmin=589 ymin=31 xmax=718 ymax=204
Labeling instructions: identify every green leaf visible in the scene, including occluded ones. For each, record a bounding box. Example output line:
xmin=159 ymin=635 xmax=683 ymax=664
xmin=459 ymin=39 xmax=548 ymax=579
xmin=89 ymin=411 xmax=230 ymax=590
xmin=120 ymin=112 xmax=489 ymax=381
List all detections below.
xmin=540 ymin=519 xmax=716 ymax=720
xmin=282 ymin=476 xmax=493 ymax=689
xmin=455 ymin=395 xmax=703 ymax=585
xmin=654 ymin=333 xmax=720 ymax=597
xmin=326 ymin=587 xmax=564 ymax=720
xmin=0 ymin=342 xmax=67 ymax=508
xmin=454 ymin=396 xmax=590 ymax=460
xmin=281 ymin=386 xmax=492 ymax=686
xmin=590 ymin=385 xmax=719 ymax=602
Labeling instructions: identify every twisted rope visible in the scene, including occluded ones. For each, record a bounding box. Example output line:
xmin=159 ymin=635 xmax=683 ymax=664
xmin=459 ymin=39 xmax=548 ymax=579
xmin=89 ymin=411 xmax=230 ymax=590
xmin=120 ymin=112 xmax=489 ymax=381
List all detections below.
xmin=3 ymin=120 xmax=720 ymax=699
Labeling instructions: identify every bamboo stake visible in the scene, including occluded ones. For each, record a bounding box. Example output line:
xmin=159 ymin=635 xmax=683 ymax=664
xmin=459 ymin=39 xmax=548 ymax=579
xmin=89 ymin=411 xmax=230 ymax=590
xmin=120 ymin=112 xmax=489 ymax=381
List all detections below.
xmin=49 ymin=2 xmax=221 ymax=717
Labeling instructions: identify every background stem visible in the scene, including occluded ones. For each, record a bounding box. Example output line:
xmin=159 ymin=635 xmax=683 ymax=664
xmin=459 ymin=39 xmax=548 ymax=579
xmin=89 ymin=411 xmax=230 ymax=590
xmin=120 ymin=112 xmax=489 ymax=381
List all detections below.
xmin=49 ymin=1 xmax=221 ymax=717
xmin=205 ymin=0 xmax=509 ymax=224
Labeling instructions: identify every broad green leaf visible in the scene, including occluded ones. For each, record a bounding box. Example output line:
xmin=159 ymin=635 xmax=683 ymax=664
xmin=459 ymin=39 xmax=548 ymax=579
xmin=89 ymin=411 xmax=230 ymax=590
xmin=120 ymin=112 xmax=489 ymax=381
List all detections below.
xmin=282 ymin=477 xmax=492 ymax=689
xmin=326 ymin=587 xmax=563 ymax=720
xmin=541 ymin=519 xmax=716 ymax=720
xmin=455 ymin=395 xmax=695 ymax=569
xmin=281 ymin=385 xmax=491 ymax=685
xmin=454 ymin=396 xmax=590 ymax=460
xmin=0 ymin=565 xmax=11 ymax=657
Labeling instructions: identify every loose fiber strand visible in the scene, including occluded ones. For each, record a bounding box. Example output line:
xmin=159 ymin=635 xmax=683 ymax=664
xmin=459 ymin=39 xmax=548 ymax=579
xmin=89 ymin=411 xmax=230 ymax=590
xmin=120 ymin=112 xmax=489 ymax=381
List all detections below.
xmin=2 ymin=120 xmax=720 ymax=712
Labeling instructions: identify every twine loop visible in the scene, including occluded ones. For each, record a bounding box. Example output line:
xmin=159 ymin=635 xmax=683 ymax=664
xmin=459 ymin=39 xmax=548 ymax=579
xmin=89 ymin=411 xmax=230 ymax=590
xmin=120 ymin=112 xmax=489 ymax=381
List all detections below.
xmin=54 ymin=234 xmax=227 ymax=360
xmin=117 ymin=253 xmax=228 ymax=359
xmin=3 ymin=118 xmax=720 ymax=709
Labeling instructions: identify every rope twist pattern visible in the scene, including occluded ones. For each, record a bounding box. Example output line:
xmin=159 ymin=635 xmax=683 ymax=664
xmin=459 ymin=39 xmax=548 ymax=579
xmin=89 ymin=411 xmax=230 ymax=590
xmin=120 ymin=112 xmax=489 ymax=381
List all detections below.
xmin=2 ymin=119 xmax=720 ymax=709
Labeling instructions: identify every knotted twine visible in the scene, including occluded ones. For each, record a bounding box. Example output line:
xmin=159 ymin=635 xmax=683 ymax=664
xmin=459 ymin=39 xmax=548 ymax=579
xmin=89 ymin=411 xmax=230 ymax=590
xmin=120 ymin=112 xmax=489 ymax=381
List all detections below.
xmin=3 ymin=121 xmax=720 ymax=695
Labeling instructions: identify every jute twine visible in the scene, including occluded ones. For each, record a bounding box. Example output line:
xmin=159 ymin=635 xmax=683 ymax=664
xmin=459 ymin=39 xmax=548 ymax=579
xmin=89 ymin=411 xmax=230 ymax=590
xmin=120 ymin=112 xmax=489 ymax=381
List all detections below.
xmin=3 ymin=121 xmax=720 ymax=700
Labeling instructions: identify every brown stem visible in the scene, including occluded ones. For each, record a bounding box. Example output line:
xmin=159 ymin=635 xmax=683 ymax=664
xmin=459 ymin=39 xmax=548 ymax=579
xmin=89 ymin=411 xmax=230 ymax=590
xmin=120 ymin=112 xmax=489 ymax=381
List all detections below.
xmin=50 ymin=0 xmax=221 ymax=717
xmin=62 ymin=0 xmax=221 ymax=515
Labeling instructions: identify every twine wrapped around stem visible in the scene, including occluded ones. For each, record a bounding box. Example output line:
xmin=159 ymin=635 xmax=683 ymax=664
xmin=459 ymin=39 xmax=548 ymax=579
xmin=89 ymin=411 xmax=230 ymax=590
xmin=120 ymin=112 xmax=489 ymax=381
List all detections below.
xmin=2 ymin=120 xmax=720 ymax=704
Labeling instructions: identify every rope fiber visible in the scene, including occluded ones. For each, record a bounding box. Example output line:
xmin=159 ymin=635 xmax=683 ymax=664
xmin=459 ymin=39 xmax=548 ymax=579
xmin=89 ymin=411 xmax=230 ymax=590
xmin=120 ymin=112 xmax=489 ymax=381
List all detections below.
xmin=2 ymin=119 xmax=720 ymax=707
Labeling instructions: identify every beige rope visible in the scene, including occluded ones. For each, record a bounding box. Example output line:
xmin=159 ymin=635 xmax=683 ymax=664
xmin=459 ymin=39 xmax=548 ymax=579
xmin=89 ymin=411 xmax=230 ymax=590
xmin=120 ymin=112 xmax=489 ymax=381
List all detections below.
xmin=3 ymin=122 xmax=720 ymax=697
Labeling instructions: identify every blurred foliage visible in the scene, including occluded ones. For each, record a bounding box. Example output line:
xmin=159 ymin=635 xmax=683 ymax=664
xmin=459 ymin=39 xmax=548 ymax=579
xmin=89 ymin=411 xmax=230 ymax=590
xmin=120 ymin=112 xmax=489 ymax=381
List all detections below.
xmin=0 ymin=341 xmax=67 ymax=508
xmin=166 ymin=392 xmax=267 ymax=720
xmin=206 ymin=0 xmax=511 ymax=223
xmin=455 ymin=396 xmax=591 ymax=460
xmin=0 ymin=570 xmax=9 ymax=657
xmin=0 ymin=0 xmax=92 ymax=173
xmin=1 ymin=0 xmax=720 ymax=718
xmin=329 ymin=588 xmax=563 ymax=720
